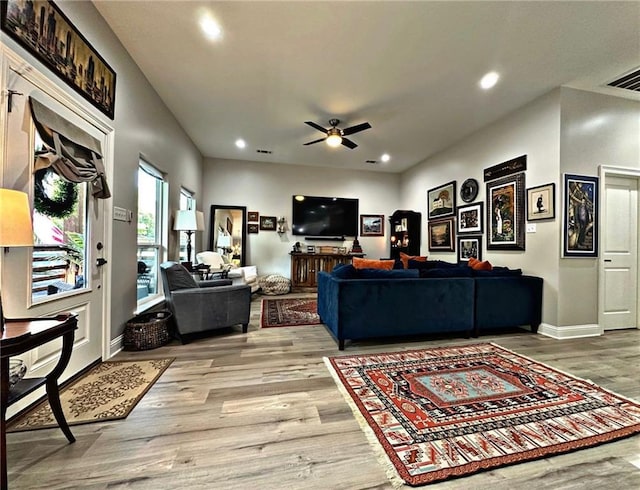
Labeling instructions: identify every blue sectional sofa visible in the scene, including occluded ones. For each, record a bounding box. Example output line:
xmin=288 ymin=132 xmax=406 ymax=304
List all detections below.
xmin=317 ymin=262 xmax=542 ymax=350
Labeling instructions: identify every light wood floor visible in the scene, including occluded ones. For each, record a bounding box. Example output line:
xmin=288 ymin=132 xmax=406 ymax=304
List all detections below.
xmin=7 ymin=292 xmax=640 ymax=489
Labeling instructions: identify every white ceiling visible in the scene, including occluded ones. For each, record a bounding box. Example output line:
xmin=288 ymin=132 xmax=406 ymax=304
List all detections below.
xmin=93 ymin=1 xmax=640 ymax=173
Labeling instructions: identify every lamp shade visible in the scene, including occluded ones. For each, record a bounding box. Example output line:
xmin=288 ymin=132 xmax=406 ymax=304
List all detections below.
xmin=217 ymin=234 xmax=232 ymax=248
xmin=174 ymin=210 xmax=205 ymax=231
xmin=0 ymin=189 xmax=34 ymax=247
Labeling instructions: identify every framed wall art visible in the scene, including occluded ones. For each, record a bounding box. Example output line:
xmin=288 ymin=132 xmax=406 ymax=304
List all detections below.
xmin=248 ymin=211 xmax=259 ymax=222
xmin=563 ymin=174 xmax=598 ymax=257
xmin=486 ymin=172 xmax=525 ymax=250
xmin=527 ymin=183 xmax=555 ymax=221
xmin=247 ymin=223 xmax=259 ymax=234
xmin=428 ymin=217 xmax=455 ymax=252
xmin=456 ymin=202 xmax=483 ymax=234
xmin=360 ymin=214 xmax=384 ymax=236
xmin=260 ymin=216 xmax=277 ymax=231
xmin=483 ymin=155 xmax=527 ymax=182
xmin=1 ymin=0 xmax=117 ymax=119
xmin=427 ymin=181 xmax=456 ymax=219
xmin=457 ymin=236 xmax=482 ymax=263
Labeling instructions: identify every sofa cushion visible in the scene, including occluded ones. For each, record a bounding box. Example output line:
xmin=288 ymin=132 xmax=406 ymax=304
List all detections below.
xmin=332 ymin=263 xmax=357 ymax=279
xmin=473 ymin=267 xmax=523 ymax=277
xmin=399 ymin=252 xmax=428 ymax=269
xmin=419 ymin=267 xmax=473 ymax=278
xmin=408 ymin=259 xmax=458 ymax=270
xmin=352 ymin=257 xmax=395 ymax=270
xmin=358 ymin=268 xmax=420 ymax=279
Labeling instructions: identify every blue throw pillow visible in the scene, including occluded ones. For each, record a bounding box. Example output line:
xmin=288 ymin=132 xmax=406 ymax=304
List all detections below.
xmin=332 ymin=263 xmax=356 ymax=279
xmin=472 ymin=267 xmax=523 ymax=277
xmin=358 ymin=268 xmax=419 ymax=279
xmin=408 ymin=259 xmax=458 ymax=270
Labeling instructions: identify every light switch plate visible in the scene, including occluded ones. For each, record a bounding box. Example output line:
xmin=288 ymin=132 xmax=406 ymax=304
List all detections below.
xmin=114 ymin=206 xmax=129 ymax=222
xmin=526 ymin=223 xmax=536 ymax=233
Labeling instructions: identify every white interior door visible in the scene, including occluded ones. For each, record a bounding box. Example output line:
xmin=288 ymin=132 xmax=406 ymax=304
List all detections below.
xmin=2 ymin=71 xmax=107 ymax=416
xmin=599 ymin=175 xmax=638 ymax=330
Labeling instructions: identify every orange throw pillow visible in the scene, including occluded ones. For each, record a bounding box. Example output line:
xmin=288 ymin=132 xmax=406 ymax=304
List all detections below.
xmin=352 ymin=257 xmax=395 ymax=270
xmin=468 ymin=257 xmax=479 ymax=268
xmin=399 ymin=252 xmax=428 ymax=269
xmin=472 ymin=260 xmax=492 ymax=271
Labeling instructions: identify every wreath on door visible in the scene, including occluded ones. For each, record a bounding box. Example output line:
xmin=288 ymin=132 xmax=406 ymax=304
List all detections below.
xmin=34 ymin=168 xmax=78 ymax=219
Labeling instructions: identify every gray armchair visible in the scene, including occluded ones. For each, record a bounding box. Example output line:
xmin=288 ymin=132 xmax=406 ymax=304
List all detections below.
xmin=160 ymin=261 xmax=251 ymax=343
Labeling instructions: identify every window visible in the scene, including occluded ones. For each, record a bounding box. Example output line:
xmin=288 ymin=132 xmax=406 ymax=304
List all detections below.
xmin=137 ymin=161 xmax=168 ymax=305
xmin=32 ymin=132 xmax=88 ymax=301
xmin=178 ymin=188 xmax=195 ymax=263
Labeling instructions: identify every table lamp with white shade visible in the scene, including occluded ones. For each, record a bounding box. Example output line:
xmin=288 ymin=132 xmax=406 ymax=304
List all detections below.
xmin=0 ymin=189 xmax=34 ymax=331
xmin=173 ymin=209 xmax=205 ymax=269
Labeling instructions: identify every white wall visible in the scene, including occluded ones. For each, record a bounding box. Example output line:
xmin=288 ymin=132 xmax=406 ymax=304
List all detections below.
xmin=400 ymin=90 xmax=562 ymax=325
xmin=202 ymin=158 xmax=400 ymax=277
xmin=1 ymin=1 xmax=204 ymax=344
xmin=558 ymin=88 xmax=640 ymax=326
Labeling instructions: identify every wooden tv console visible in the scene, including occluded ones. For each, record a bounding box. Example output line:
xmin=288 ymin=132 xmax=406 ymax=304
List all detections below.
xmin=290 ymin=253 xmax=364 ymax=291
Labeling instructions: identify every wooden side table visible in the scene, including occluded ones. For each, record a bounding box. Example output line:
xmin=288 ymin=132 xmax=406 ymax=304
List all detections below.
xmin=1 ymin=314 xmax=78 ymax=488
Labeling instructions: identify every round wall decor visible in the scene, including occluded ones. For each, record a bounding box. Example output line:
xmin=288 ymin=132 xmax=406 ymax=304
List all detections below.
xmin=460 ymin=178 xmax=479 ymax=203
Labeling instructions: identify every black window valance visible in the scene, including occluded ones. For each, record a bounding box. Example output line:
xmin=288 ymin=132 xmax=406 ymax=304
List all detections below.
xmin=29 ymin=97 xmax=111 ymax=199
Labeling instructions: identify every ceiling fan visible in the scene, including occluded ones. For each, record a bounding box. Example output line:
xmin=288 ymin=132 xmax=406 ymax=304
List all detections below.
xmin=303 ymin=118 xmax=372 ymax=149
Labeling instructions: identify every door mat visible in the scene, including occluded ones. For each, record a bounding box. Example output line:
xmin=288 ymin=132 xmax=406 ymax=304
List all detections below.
xmin=324 ymin=343 xmax=640 ymax=487
xmin=260 ymin=298 xmax=322 ymax=328
xmin=8 ymin=358 xmax=174 ymax=432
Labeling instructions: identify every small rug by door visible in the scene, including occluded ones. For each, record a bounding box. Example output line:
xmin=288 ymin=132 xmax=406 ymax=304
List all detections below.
xmin=324 ymin=343 xmax=640 ymax=487
xmin=261 ymin=297 xmax=322 ymax=328
xmin=8 ymin=358 xmax=173 ymax=432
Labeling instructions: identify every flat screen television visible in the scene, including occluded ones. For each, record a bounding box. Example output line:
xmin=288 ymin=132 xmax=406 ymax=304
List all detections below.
xmin=292 ymin=195 xmax=359 ymax=238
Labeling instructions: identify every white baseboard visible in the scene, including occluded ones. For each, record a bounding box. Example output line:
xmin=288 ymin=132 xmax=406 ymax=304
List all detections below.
xmin=538 ymin=323 xmax=602 ymax=339
xmin=109 ymin=334 xmax=123 ymax=358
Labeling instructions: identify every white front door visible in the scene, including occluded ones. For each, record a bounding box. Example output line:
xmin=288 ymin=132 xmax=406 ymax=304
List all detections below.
xmin=2 ymin=68 xmax=108 ymax=415
xmin=599 ymin=175 xmax=638 ymax=330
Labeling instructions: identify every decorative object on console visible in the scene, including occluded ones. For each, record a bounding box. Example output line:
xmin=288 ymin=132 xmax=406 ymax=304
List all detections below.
xmin=248 ymin=223 xmax=259 ymax=234
xmin=427 ymin=181 xmax=456 ymax=219
xmin=527 ymin=182 xmax=556 ymax=221
xmin=360 ymin=214 xmax=384 ymax=237
xmin=563 ymin=174 xmax=598 ymax=257
xmin=456 ymin=202 xmax=483 ymax=234
xmin=248 ymin=211 xmax=259 ymax=222
xmin=174 ymin=209 xmax=205 ymax=268
xmin=0 ymin=189 xmax=34 ymax=331
xmin=350 ymin=239 xmax=363 ymax=254
xmin=483 ymin=154 xmax=527 ymax=182
xmin=260 ymin=215 xmax=277 ymax=231
xmin=292 ymin=242 xmax=302 ymax=253
xmin=428 ymin=216 xmax=455 ymax=252
xmin=338 ymin=247 xmax=347 ymax=254
xmin=307 ymin=245 xmax=316 ymax=253
xmin=1 ymin=0 xmax=117 ymax=119
xmin=389 ymin=210 xmax=421 ymax=259
xmin=324 ymin=343 xmax=640 ymax=486
xmin=458 ymin=236 xmax=482 ymax=263
xmin=303 ymin=118 xmax=372 ymax=149
xmin=277 ymin=216 xmax=286 ymax=234
xmin=486 ymin=172 xmax=525 ymax=251
xmin=460 ymin=178 xmax=479 ymax=203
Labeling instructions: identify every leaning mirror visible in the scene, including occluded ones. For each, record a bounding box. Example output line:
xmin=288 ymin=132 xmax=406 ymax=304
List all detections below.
xmin=208 ymin=205 xmax=247 ymax=266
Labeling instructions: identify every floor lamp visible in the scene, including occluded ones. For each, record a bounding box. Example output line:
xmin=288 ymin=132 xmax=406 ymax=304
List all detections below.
xmin=0 ymin=189 xmax=34 ymax=332
xmin=173 ymin=210 xmax=204 ymax=270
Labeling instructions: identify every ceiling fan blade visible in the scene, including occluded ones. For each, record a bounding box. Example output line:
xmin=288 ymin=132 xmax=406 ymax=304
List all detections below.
xmin=304 ymin=121 xmax=328 ymax=134
xmin=342 ymin=122 xmax=371 ymax=136
xmin=341 ymin=138 xmax=358 ymax=149
xmin=303 ymin=137 xmax=326 ymax=146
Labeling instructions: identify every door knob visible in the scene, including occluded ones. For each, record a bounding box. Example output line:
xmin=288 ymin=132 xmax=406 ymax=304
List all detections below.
xmin=96 ymin=258 xmax=108 ymax=267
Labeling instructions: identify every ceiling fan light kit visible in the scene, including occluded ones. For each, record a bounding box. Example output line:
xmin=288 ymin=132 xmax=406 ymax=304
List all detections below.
xmin=304 ymin=118 xmax=372 ymax=150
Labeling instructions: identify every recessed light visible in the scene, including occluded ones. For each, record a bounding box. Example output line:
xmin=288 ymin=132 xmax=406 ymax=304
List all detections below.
xmin=235 ymin=139 xmax=246 ymax=149
xmin=381 ymin=153 xmax=391 ymax=162
xmin=200 ymin=15 xmax=222 ymax=40
xmin=480 ymin=71 xmax=500 ymax=90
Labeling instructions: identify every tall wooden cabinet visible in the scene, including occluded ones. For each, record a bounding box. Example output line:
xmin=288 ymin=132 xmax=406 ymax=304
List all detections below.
xmin=389 ymin=210 xmax=421 ymax=259
xmin=290 ymin=253 xmax=362 ymax=291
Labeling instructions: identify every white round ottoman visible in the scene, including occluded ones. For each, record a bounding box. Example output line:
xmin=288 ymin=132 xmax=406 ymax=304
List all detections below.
xmin=259 ymin=274 xmax=291 ymax=295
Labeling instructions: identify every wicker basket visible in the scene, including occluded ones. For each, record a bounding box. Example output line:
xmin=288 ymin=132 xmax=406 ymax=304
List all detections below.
xmin=124 ymin=311 xmax=171 ymax=351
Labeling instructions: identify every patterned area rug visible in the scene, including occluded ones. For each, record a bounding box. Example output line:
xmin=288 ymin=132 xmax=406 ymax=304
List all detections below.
xmin=261 ymin=297 xmax=322 ymax=328
xmin=8 ymin=358 xmax=173 ymax=432
xmin=324 ymin=343 xmax=640 ymax=487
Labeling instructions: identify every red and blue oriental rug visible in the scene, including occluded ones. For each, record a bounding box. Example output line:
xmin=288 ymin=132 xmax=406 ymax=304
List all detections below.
xmin=324 ymin=343 xmax=640 ymax=486
xmin=260 ymin=297 xmax=322 ymax=328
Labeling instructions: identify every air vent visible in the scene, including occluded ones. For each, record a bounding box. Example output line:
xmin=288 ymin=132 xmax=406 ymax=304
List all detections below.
xmin=256 ymin=149 xmax=272 ymax=154
xmin=608 ymin=68 xmax=640 ymax=92
xmin=366 ymin=160 xmax=378 ymax=164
